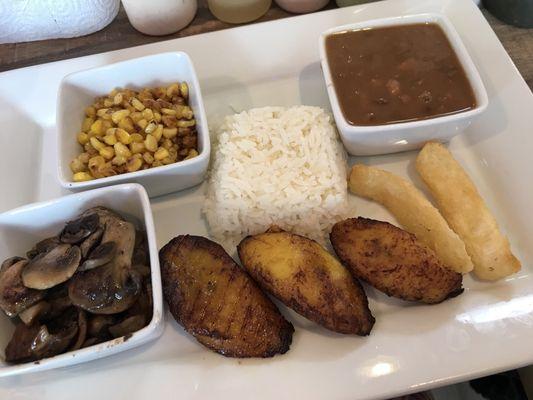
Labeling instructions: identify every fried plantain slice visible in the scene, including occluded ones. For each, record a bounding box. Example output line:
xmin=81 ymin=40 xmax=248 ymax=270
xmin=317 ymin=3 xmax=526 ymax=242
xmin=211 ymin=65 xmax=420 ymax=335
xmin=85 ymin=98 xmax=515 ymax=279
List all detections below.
xmin=237 ymin=231 xmax=374 ymax=335
xmin=159 ymin=235 xmax=293 ymax=358
xmin=330 ymin=218 xmax=463 ymax=304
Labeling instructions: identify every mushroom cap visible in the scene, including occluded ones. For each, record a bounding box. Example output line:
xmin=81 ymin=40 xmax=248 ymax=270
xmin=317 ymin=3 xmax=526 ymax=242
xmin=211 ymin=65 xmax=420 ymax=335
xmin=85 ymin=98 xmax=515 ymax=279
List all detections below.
xmin=5 ymin=307 xmax=79 ymax=364
xmin=1 ymin=256 xmax=24 ymax=273
xmin=31 ymin=307 xmax=79 ymax=359
xmin=5 ymin=323 xmax=41 ymax=363
xmin=79 ymin=241 xmax=117 ymax=272
xmin=70 ymin=309 xmax=88 ymax=351
xmin=22 ymin=244 xmax=81 ymax=290
xmin=69 ymin=217 xmax=141 ymax=314
xmin=0 ymin=259 xmax=45 ymax=317
xmin=69 ymin=266 xmax=142 ymax=314
xmin=18 ymin=301 xmax=51 ymax=326
xmin=109 ymin=315 xmax=146 ymax=338
xmin=80 ymin=227 xmax=104 ymax=258
xmin=26 ymin=237 xmax=61 ymax=259
xmin=60 ymin=214 xmax=100 ymax=244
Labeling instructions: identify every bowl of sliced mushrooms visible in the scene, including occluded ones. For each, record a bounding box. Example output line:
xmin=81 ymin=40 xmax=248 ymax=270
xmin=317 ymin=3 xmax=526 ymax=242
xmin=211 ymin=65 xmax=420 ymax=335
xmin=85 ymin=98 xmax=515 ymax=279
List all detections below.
xmin=0 ymin=184 xmax=163 ymax=376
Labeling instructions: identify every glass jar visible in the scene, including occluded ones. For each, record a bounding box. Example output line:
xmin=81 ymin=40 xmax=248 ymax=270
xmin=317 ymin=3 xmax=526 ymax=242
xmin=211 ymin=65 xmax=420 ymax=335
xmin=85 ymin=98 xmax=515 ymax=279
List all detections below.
xmin=208 ymin=0 xmax=272 ymax=24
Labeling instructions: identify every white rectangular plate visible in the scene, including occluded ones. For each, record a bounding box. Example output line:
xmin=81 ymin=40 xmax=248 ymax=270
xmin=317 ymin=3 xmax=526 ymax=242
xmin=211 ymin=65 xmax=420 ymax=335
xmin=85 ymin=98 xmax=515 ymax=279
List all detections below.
xmin=0 ymin=0 xmax=532 ymax=399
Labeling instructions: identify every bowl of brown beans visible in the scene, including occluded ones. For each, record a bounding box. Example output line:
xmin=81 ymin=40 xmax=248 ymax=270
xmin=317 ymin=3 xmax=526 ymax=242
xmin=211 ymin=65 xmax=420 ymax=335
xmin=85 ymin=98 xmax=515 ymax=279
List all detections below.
xmin=57 ymin=52 xmax=210 ymax=197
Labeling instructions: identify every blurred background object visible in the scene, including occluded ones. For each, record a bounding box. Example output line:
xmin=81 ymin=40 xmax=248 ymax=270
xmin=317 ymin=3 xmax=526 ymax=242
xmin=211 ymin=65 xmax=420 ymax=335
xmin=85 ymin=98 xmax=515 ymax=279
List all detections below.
xmin=275 ymin=0 xmax=329 ymax=13
xmin=122 ymin=0 xmax=197 ymax=35
xmin=483 ymin=0 xmax=533 ymax=28
xmin=208 ymin=0 xmax=272 ymax=23
xmin=0 ymin=0 xmax=120 ymax=44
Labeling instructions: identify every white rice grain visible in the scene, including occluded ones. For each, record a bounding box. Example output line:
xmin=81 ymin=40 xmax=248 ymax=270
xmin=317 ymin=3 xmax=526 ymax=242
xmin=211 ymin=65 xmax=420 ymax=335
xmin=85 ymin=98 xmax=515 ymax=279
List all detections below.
xmin=204 ymin=106 xmax=352 ymax=245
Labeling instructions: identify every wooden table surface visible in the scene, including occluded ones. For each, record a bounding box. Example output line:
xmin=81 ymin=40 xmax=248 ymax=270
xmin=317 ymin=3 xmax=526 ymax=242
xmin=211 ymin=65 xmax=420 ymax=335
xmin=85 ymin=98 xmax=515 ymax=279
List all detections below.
xmin=0 ymin=0 xmax=532 ymax=92
xmin=0 ymin=2 xmax=531 ymax=398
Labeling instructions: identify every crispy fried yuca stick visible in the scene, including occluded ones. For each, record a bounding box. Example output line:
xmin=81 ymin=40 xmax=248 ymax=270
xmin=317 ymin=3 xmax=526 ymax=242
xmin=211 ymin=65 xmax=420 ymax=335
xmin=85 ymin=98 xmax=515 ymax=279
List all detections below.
xmin=416 ymin=142 xmax=520 ymax=281
xmin=349 ymin=164 xmax=473 ymax=273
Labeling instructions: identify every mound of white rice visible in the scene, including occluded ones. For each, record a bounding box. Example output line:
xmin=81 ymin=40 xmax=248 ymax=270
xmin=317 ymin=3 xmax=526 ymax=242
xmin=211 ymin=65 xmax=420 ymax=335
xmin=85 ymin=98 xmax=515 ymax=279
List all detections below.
xmin=204 ymin=106 xmax=352 ymax=244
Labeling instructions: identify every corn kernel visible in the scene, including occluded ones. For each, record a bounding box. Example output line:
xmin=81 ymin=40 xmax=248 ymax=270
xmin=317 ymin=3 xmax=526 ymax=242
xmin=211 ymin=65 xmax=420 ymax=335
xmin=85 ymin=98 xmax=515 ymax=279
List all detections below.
xmin=114 ymin=142 xmax=132 ymax=158
xmin=113 ymin=92 xmax=123 ymax=105
xmin=85 ymin=106 xmax=96 ymax=117
xmin=161 ymin=108 xmax=176 ymax=115
xmin=103 ymin=134 xmax=117 ymax=146
xmin=79 ymin=152 xmax=90 ymax=164
xmin=99 ymin=146 xmax=115 ymax=160
xmin=73 ymin=172 xmax=94 ymax=182
xmin=152 ymin=160 xmax=163 ymax=167
xmin=131 ymin=97 xmax=145 ymax=111
xmin=82 ymin=117 xmax=95 ymax=132
xmin=162 ymin=127 xmax=177 ymax=139
xmin=144 ymin=134 xmax=158 ymax=152
xmin=152 ymin=124 xmax=164 ymax=141
xmin=130 ymin=142 xmax=146 ymax=154
xmin=85 ymin=142 xmax=98 ymax=155
xmin=90 ymin=120 xmax=105 ymax=136
xmin=70 ymin=158 xmax=86 ymax=173
xmin=186 ymin=149 xmax=199 ymax=159
xmin=161 ymin=138 xmax=173 ymax=149
xmin=99 ymin=163 xmax=117 ymax=177
xmin=130 ymin=133 xmax=144 ymax=143
xmin=137 ymin=118 xmax=148 ymax=130
xmin=96 ymin=108 xmax=109 ymax=118
xmin=154 ymin=147 xmax=169 ymax=161
xmin=115 ymin=128 xmax=132 ymax=145
xmin=182 ymin=106 xmax=194 ymax=120
xmin=142 ymin=108 xmax=154 ymax=121
xmin=145 ymin=121 xmax=157 ymax=134
xmin=90 ymin=137 xmax=105 ymax=151
xmin=131 ymin=111 xmax=143 ymax=123
xmin=177 ymin=119 xmax=195 ymax=128
xmin=102 ymin=120 xmax=113 ymax=131
xmin=77 ymin=132 xmax=89 ymax=145
xmin=168 ymin=147 xmax=178 ymax=159
xmin=153 ymin=111 xmax=162 ymax=123
xmin=166 ymin=83 xmax=179 ymax=97
xmin=126 ymin=157 xmax=143 ymax=172
xmin=88 ymin=155 xmax=105 ymax=172
xmin=112 ymin=156 xmax=127 ymax=166
xmin=111 ymin=109 xmax=130 ymax=124
xmin=180 ymin=82 xmax=189 ymax=99
xmin=118 ymin=117 xmax=135 ymax=133
xmin=161 ymin=156 xmax=174 ymax=165
xmin=104 ymin=98 xmax=114 ymax=107
xmin=143 ymin=152 xmax=154 ymax=164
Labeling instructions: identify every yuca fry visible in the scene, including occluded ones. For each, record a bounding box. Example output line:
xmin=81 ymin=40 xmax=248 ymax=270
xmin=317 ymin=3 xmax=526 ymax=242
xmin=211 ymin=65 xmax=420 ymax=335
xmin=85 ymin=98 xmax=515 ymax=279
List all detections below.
xmin=349 ymin=164 xmax=473 ymax=273
xmin=416 ymin=142 xmax=521 ymax=281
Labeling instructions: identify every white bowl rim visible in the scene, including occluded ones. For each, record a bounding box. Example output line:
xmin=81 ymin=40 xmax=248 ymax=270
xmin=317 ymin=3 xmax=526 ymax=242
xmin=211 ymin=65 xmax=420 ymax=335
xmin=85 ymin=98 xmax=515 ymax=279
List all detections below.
xmin=0 ymin=183 xmax=164 ymax=377
xmin=319 ymin=12 xmax=489 ymax=135
xmin=55 ymin=51 xmax=210 ymax=190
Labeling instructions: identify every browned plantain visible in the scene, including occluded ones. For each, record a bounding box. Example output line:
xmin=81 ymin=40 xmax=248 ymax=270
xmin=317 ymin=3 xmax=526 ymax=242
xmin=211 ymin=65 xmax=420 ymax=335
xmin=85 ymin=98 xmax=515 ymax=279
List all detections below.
xmin=330 ymin=218 xmax=463 ymax=304
xmin=237 ymin=231 xmax=374 ymax=335
xmin=159 ymin=235 xmax=293 ymax=358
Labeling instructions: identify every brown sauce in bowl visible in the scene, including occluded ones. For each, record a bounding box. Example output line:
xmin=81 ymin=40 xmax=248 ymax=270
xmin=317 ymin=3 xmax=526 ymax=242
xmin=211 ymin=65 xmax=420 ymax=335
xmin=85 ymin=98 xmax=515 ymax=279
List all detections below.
xmin=325 ymin=23 xmax=477 ymax=126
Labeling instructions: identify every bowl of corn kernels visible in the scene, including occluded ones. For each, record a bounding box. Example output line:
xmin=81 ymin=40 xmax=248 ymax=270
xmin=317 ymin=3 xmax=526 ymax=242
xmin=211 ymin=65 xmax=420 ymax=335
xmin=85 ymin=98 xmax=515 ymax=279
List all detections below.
xmin=57 ymin=52 xmax=210 ymax=197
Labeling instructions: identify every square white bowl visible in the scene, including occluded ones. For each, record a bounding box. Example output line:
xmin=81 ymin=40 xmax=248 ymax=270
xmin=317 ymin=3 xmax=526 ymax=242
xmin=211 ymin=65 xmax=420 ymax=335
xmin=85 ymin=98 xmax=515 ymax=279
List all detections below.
xmin=319 ymin=13 xmax=489 ymax=156
xmin=57 ymin=52 xmax=210 ymax=197
xmin=0 ymin=183 xmax=164 ymax=377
